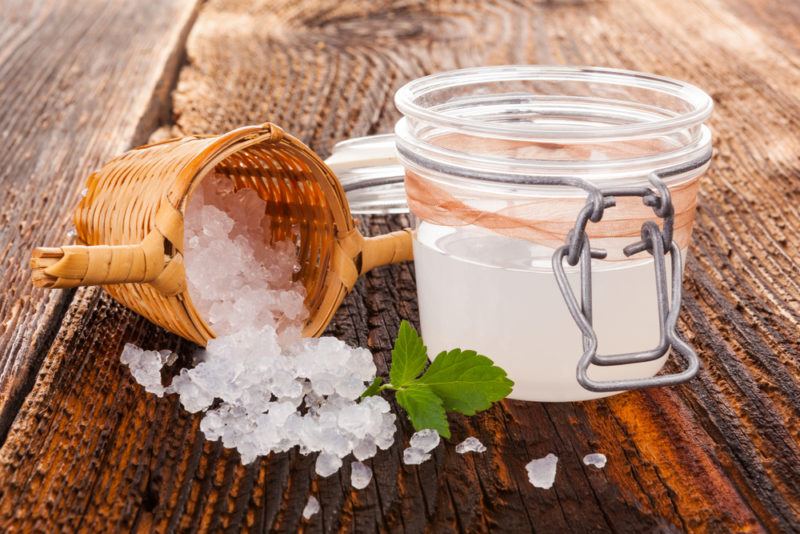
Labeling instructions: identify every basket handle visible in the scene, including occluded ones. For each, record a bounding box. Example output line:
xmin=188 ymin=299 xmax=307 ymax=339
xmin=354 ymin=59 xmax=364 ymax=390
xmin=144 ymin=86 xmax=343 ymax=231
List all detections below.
xmin=30 ymin=204 xmax=186 ymax=295
xmin=359 ymin=229 xmax=414 ymax=275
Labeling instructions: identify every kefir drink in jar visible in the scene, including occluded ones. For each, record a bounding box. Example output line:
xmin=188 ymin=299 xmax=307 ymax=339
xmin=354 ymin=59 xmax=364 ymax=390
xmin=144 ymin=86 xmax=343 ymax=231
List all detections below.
xmin=414 ymin=222 xmax=672 ymax=402
xmin=394 ymin=66 xmax=713 ymax=401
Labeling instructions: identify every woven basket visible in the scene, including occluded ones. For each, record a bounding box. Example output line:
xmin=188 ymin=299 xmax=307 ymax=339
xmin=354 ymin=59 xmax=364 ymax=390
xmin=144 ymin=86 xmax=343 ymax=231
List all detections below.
xmin=30 ymin=123 xmax=413 ymax=345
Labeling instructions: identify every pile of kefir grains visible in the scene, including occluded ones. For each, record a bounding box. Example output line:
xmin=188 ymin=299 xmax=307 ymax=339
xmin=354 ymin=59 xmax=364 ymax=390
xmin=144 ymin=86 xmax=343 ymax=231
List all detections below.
xmin=121 ymin=174 xmax=396 ymax=475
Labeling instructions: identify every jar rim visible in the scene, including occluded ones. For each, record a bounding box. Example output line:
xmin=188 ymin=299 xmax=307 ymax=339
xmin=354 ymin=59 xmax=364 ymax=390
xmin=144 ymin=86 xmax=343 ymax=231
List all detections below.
xmin=394 ymin=65 xmax=713 ymax=142
xmin=395 ymin=118 xmax=712 ymax=183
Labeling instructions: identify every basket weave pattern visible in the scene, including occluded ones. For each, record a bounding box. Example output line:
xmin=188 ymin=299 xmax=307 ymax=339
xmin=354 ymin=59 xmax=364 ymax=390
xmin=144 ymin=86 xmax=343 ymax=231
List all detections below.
xmin=31 ymin=123 xmax=412 ymax=345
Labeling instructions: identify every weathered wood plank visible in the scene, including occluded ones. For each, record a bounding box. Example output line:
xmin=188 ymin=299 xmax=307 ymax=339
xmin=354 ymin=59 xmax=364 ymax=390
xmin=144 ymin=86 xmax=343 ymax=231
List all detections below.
xmin=1 ymin=0 xmax=799 ymax=532
xmin=0 ymin=0 xmax=200 ymax=439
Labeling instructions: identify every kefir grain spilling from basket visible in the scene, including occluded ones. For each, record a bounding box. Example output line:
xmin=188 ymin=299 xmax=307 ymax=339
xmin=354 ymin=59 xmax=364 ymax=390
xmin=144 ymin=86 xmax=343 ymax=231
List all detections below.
xmin=122 ymin=174 xmax=397 ymax=471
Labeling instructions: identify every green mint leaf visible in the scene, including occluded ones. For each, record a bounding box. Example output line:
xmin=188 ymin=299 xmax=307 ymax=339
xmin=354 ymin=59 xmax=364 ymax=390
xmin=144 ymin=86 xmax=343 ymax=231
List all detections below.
xmin=416 ymin=349 xmax=514 ymax=416
xmin=396 ymin=386 xmax=450 ymax=438
xmin=376 ymin=323 xmax=514 ymax=440
xmin=360 ymin=376 xmax=383 ymax=398
xmin=389 ymin=320 xmax=428 ymax=387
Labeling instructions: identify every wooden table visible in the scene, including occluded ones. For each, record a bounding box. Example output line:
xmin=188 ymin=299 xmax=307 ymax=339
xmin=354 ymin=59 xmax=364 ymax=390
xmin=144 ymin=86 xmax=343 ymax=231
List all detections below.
xmin=1 ymin=1 xmax=799 ymax=531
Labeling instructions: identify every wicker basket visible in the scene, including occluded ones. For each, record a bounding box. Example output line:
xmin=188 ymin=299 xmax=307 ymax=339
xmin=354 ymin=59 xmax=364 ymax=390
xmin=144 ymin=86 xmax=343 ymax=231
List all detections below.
xmin=30 ymin=123 xmax=413 ymax=345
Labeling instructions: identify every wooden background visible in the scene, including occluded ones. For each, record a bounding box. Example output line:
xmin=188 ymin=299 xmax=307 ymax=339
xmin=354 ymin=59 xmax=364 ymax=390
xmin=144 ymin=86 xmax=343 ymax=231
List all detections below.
xmin=1 ymin=0 xmax=800 ymax=532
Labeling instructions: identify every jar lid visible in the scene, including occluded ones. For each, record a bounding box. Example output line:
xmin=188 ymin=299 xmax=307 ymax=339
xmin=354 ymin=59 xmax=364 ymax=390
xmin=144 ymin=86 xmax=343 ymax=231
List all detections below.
xmin=325 ymin=134 xmax=409 ymax=215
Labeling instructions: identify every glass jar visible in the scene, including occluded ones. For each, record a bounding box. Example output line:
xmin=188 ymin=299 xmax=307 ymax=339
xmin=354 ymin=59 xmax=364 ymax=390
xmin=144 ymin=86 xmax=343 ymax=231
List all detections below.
xmin=393 ymin=66 xmax=713 ymax=402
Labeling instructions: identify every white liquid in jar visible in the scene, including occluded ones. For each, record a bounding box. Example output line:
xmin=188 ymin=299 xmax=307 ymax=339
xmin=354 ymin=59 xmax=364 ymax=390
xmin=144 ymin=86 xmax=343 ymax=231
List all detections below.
xmin=413 ymin=223 xmax=675 ymax=402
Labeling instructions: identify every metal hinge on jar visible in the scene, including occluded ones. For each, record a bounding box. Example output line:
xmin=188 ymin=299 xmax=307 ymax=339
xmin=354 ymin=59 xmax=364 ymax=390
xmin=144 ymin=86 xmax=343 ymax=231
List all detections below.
xmin=551 ymin=172 xmax=700 ymax=392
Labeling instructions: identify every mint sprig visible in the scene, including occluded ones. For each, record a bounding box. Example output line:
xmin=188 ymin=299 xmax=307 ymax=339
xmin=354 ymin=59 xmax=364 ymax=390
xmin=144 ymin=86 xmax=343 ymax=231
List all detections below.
xmin=362 ymin=320 xmax=514 ymax=438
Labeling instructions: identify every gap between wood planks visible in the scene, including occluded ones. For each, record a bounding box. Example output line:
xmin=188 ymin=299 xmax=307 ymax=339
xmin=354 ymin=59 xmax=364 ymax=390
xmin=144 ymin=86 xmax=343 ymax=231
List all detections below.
xmin=0 ymin=0 xmax=202 ymax=446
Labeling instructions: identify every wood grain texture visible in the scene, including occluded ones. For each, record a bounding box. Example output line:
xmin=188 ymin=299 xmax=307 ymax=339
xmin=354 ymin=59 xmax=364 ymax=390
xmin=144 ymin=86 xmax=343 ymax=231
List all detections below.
xmin=2 ymin=0 xmax=800 ymax=532
xmin=0 ymin=0 xmax=200 ymax=440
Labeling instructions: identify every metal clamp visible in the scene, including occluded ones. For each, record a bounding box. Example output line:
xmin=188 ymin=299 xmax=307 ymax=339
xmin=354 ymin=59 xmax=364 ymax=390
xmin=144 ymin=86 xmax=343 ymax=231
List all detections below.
xmin=551 ymin=173 xmax=700 ymax=393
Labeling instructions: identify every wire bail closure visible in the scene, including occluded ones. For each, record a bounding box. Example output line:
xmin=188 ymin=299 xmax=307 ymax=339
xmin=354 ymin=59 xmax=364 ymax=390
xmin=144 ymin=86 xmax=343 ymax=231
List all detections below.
xmin=552 ymin=172 xmax=700 ymax=393
xmin=394 ymin=143 xmax=709 ymax=393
